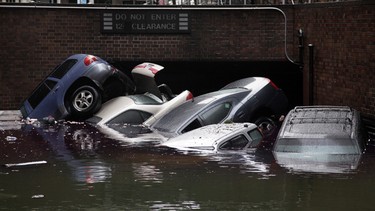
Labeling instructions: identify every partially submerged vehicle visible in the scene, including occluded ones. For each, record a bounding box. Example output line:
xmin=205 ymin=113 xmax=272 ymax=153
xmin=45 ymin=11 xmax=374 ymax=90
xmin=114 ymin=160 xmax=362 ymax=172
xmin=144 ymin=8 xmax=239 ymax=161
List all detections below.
xmin=273 ymin=106 xmax=367 ymax=173
xmin=85 ymin=63 xmax=192 ymax=145
xmin=20 ymin=54 xmax=135 ymax=120
xmin=148 ymin=77 xmax=288 ymax=138
xmin=86 ymin=62 xmax=193 ymax=126
xmin=86 ymin=90 xmax=193 ymax=126
xmin=160 ymin=123 xmax=263 ymax=153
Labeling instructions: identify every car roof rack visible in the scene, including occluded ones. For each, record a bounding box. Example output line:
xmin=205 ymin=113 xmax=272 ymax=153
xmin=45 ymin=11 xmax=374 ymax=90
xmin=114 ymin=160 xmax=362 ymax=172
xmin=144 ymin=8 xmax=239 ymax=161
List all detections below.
xmin=287 ymin=106 xmax=354 ymax=125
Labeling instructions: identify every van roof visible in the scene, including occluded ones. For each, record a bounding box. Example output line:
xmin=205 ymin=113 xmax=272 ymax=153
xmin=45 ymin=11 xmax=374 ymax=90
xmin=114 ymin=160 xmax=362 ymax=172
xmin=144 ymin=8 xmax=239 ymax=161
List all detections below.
xmin=280 ymin=106 xmax=357 ymax=138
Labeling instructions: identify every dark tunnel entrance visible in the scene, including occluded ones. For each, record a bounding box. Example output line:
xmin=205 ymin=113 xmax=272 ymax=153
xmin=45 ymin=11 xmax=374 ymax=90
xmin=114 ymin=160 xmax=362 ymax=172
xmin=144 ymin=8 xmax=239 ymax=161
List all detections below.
xmin=113 ymin=60 xmax=303 ymax=109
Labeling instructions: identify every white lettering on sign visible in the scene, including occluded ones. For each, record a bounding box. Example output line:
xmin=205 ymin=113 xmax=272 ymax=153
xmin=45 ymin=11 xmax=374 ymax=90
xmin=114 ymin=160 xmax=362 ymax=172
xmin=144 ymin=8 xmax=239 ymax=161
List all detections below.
xmin=115 ymin=13 xmax=127 ymax=21
xmin=116 ymin=23 xmax=124 ymax=30
xmin=103 ymin=12 xmax=189 ymax=33
xmin=132 ymin=23 xmax=176 ymax=30
xmin=130 ymin=14 xmax=145 ymax=20
xmin=151 ymin=14 xmax=177 ymax=21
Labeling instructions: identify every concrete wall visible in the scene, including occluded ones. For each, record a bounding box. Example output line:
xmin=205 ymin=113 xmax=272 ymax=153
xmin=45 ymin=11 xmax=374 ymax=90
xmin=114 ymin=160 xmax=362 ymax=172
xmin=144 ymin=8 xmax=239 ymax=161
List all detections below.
xmin=0 ymin=2 xmax=374 ymax=118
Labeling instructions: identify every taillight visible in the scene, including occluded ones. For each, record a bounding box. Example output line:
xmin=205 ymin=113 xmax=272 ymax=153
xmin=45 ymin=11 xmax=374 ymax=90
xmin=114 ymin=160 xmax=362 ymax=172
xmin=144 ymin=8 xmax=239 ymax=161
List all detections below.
xmin=186 ymin=91 xmax=194 ymax=100
xmin=269 ymin=81 xmax=280 ymax=90
xmin=84 ymin=55 xmax=98 ymax=66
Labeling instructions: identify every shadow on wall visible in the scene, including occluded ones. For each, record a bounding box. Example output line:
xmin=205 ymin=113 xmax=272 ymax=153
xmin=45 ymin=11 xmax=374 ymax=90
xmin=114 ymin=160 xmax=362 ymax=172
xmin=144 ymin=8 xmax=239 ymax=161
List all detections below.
xmin=113 ymin=60 xmax=302 ymax=108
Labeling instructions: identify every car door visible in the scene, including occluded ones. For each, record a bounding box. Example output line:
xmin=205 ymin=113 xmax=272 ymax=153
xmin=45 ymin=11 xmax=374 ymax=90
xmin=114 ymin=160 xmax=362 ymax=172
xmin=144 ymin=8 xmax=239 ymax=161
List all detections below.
xmin=26 ymin=59 xmax=77 ymax=119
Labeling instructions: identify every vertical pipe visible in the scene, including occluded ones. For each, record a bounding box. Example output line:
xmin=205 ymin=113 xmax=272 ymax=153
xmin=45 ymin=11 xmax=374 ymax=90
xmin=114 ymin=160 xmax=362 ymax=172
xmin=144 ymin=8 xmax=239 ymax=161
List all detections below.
xmin=298 ymin=29 xmax=304 ymax=72
xmin=308 ymin=44 xmax=314 ymax=105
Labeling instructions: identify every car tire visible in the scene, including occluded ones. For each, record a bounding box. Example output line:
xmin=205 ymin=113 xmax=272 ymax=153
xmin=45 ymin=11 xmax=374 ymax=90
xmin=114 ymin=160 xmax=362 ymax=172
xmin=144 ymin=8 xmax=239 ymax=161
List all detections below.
xmin=69 ymin=85 xmax=102 ymax=118
xmin=254 ymin=116 xmax=276 ymax=135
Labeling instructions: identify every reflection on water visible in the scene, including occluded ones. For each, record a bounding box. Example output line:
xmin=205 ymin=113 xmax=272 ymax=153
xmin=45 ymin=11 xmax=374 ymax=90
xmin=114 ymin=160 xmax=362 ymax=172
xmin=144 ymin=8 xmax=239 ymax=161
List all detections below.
xmin=73 ymin=160 xmax=112 ymax=184
xmin=133 ymin=162 xmax=163 ymax=184
xmin=1 ymin=120 xmax=375 ymax=210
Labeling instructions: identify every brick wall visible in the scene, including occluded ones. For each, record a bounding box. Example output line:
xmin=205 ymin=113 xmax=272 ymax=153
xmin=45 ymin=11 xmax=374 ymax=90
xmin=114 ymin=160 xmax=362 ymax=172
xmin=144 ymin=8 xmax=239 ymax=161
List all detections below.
xmin=0 ymin=2 xmax=374 ymax=118
xmin=0 ymin=6 xmax=293 ymax=110
xmin=294 ymin=2 xmax=375 ymax=118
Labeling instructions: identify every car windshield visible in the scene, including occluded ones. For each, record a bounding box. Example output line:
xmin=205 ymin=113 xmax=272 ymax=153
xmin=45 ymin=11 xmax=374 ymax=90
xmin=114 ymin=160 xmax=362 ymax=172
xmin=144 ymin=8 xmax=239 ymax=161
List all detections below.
xmin=107 ymin=110 xmax=152 ymax=125
xmin=127 ymin=94 xmax=162 ymax=105
xmin=219 ymin=134 xmax=249 ymax=150
xmin=274 ymin=137 xmax=359 ymax=154
xmin=152 ymin=89 xmax=246 ymax=133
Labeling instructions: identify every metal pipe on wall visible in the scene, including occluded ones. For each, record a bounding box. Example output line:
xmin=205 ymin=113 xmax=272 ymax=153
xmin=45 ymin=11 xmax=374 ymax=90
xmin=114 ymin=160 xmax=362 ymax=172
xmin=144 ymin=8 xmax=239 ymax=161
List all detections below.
xmin=308 ymin=44 xmax=314 ymax=105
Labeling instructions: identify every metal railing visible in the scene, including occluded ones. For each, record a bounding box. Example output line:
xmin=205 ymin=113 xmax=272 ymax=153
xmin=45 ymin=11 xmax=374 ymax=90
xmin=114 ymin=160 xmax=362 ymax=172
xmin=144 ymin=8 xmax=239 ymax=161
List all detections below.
xmin=0 ymin=0 xmax=355 ymax=5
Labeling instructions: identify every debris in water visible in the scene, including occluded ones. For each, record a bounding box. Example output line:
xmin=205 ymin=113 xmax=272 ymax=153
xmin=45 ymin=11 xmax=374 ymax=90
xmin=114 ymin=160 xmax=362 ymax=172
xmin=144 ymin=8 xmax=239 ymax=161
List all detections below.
xmin=5 ymin=136 xmax=17 ymax=142
xmin=31 ymin=194 xmax=45 ymax=199
xmin=25 ymin=117 xmax=38 ymax=124
xmin=4 ymin=161 xmax=47 ymax=168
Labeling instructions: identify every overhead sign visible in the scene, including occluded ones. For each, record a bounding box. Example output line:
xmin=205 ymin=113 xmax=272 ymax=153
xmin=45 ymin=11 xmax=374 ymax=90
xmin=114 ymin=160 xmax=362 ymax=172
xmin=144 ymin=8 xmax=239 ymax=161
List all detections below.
xmin=101 ymin=11 xmax=190 ymax=34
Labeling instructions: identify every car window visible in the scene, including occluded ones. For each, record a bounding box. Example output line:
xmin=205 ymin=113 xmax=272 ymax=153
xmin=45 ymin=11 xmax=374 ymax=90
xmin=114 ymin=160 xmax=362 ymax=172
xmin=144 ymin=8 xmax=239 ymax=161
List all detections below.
xmin=248 ymin=129 xmax=263 ymax=147
xmin=200 ymin=102 xmax=232 ymax=125
xmin=219 ymin=134 xmax=249 ymax=150
xmin=28 ymin=79 xmax=58 ymax=109
xmin=151 ymin=89 xmax=245 ymax=133
xmin=274 ymin=137 xmax=359 ymax=154
xmin=181 ymin=119 xmax=202 ymax=134
xmin=107 ymin=110 xmax=152 ymax=125
xmin=50 ymin=59 xmax=78 ymax=79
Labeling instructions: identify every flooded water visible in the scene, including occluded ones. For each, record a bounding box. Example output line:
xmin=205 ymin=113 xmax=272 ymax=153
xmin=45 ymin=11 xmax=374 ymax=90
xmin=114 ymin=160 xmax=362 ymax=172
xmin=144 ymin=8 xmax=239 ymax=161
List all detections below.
xmin=1 ymin=119 xmax=375 ymax=210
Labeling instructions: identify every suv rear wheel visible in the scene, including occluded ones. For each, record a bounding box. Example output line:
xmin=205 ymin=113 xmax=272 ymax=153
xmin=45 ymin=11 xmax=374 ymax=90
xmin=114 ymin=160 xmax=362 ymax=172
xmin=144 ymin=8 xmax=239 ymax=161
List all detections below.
xmin=69 ymin=85 xmax=102 ymax=118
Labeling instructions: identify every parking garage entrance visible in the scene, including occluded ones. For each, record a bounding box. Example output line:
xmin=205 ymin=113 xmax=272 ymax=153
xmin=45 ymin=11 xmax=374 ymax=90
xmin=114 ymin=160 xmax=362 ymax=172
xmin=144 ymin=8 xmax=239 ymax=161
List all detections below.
xmin=113 ymin=60 xmax=302 ymax=109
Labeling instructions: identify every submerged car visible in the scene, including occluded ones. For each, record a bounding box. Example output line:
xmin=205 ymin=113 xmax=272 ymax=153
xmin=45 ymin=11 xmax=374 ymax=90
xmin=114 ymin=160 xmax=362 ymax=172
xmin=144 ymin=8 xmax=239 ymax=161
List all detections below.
xmin=273 ymin=106 xmax=366 ymax=155
xmin=20 ymin=54 xmax=135 ymax=120
xmin=160 ymin=123 xmax=263 ymax=153
xmin=86 ymin=62 xmax=193 ymax=126
xmin=272 ymin=106 xmax=367 ymax=173
xmin=85 ymin=63 xmax=193 ymax=144
xmin=148 ymin=77 xmax=288 ymax=138
xmin=86 ymin=90 xmax=193 ymax=126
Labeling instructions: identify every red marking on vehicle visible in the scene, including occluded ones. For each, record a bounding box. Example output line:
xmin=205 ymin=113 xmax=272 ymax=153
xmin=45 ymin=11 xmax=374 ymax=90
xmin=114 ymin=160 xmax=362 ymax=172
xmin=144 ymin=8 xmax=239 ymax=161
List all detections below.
xmin=84 ymin=55 xmax=98 ymax=66
xmin=135 ymin=64 xmax=147 ymax=69
xmin=149 ymin=67 xmax=159 ymax=75
xmin=269 ymin=81 xmax=280 ymax=90
xmin=186 ymin=91 xmax=194 ymax=100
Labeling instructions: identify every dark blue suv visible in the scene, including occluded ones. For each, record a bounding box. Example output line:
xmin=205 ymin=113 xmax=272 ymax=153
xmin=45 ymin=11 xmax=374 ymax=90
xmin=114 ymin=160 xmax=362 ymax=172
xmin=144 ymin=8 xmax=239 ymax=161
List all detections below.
xmin=20 ymin=54 xmax=135 ymax=120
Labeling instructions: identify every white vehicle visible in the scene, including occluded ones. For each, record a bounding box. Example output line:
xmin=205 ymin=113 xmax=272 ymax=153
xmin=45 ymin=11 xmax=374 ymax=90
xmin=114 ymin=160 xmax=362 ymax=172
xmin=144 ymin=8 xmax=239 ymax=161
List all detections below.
xmin=86 ymin=62 xmax=193 ymax=126
xmin=86 ymin=90 xmax=193 ymax=126
xmin=160 ymin=123 xmax=264 ymax=153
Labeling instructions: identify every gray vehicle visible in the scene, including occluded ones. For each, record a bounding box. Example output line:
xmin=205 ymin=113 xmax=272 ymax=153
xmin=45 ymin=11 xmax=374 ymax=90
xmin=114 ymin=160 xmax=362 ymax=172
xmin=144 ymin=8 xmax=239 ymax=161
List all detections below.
xmin=272 ymin=106 xmax=367 ymax=173
xmin=148 ymin=77 xmax=288 ymax=138
xmin=273 ymin=106 xmax=367 ymax=155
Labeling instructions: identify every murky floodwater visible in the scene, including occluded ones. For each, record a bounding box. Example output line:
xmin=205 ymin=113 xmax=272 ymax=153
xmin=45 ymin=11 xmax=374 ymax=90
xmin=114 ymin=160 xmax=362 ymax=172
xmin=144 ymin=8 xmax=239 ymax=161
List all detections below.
xmin=1 ymin=120 xmax=375 ymax=210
